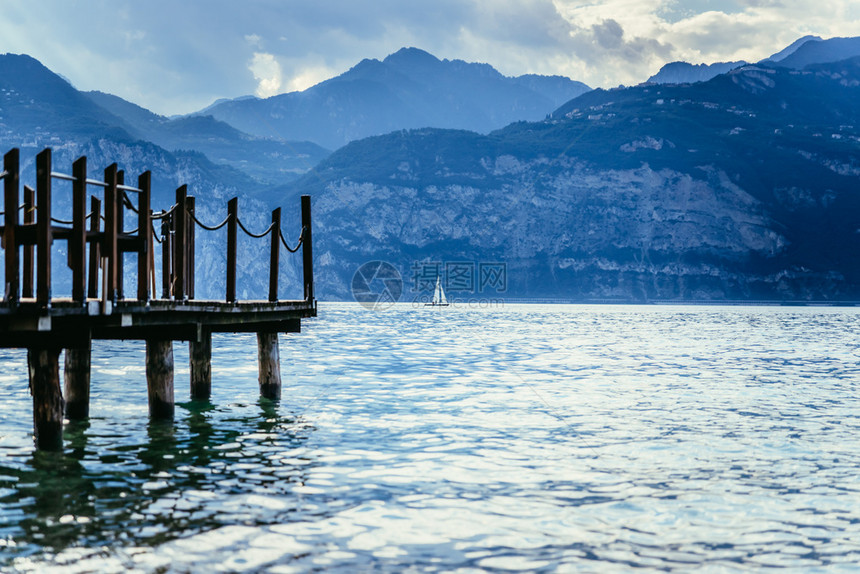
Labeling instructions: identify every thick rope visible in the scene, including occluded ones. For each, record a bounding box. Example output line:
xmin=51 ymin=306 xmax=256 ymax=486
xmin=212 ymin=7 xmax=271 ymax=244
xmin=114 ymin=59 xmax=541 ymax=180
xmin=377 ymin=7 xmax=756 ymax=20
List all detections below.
xmin=190 ymin=211 xmax=230 ymax=232
xmin=151 ymin=221 xmax=163 ymax=244
xmin=122 ymin=192 xmax=139 ymax=214
xmin=280 ymin=226 xmax=304 ymax=253
xmin=237 ymin=217 xmax=275 ymax=239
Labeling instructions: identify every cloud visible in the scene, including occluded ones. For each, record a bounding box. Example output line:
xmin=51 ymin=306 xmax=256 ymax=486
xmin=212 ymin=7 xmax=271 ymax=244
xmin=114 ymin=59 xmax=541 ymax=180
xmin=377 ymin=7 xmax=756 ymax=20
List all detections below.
xmin=0 ymin=0 xmax=858 ymax=114
xmin=249 ymin=53 xmax=283 ymax=98
xmin=286 ymin=65 xmax=339 ymax=93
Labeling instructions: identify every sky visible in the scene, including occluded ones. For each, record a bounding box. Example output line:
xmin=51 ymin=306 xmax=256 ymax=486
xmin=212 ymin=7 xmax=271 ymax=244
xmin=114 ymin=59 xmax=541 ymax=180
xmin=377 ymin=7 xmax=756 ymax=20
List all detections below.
xmin=1 ymin=0 xmax=858 ymax=116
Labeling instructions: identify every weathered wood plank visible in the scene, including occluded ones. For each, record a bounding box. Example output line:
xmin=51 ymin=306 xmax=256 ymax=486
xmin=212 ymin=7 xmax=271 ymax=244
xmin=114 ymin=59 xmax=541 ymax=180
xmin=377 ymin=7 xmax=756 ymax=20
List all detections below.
xmin=269 ymin=207 xmax=280 ymax=302
xmin=226 ymin=197 xmax=238 ymax=303
xmin=137 ymin=172 xmax=151 ymax=302
xmin=71 ymin=157 xmax=87 ymax=303
xmin=35 ymin=149 xmax=52 ymax=306
xmin=22 ymin=186 xmax=34 ymax=298
xmin=87 ymin=195 xmax=101 ymax=299
xmin=3 ymin=148 xmax=19 ymax=304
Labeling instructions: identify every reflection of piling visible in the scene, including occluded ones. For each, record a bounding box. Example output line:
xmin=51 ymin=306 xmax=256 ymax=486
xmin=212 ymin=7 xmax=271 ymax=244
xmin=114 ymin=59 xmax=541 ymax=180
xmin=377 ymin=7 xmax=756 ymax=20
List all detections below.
xmin=0 ymin=147 xmax=315 ymax=450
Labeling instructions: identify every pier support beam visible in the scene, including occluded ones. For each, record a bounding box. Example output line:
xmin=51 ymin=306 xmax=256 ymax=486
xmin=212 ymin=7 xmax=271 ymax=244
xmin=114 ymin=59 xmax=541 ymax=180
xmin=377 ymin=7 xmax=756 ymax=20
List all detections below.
xmin=146 ymin=340 xmax=175 ymax=419
xmin=28 ymin=346 xmax=64 ymax=450
xmin=189 ymin=330 xmax=212 ymax=400
xmin=63 ymin=336 xmax=92 ymax=420
xmin=257 ymin=332 xmax=281 ymax=400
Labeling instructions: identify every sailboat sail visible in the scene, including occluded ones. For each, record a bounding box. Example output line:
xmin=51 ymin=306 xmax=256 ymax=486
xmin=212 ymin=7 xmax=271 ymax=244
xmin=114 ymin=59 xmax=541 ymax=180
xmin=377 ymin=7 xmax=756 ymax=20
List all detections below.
xmin=427 ymin=277 xmax=449 ymax=306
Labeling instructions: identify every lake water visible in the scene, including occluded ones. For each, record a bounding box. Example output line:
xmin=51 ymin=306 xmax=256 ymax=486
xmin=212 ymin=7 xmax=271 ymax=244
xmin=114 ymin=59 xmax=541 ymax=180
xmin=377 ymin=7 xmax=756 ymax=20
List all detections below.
xmin=1 ymin=303 xmax=859 ymax=572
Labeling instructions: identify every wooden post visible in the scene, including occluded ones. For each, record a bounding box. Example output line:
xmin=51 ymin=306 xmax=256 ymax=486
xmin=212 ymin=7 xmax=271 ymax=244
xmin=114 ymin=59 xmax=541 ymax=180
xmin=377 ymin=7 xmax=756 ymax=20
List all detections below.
xmin=186 ymin=196 xmax=195 ymax=300
xmin=301 ymin=195 xmax=314 ymax=302
xmin=22 ymin=186 xmax=34 ymax=299
xmin=146 ymin=340 xmax=174 ymax=419
xmin=64 ymin=335 xmax=91 ymax=420
xmin=189 ymin=329 xmax=211 ymax=400
xmin=3 ymin=148 xmax=19 ymax=304
xmin=35 ymin=149 xmax=52 ymax=307
xmin=257 ymin=332 xmax=281 ymax=400
xmin=104 ymin=164 xmax=118 ymax=303
xmin=87 ymin=195 xmax=101 ymax=299
xmin=226 ymin=197 xmax=238 ymax=303
xmin=174 ymin=185 xmax=187 ymax=300
xmin=28 ymin=345 xmax=63 ymax=450
xmin=71 ymin=156 xmax=87 ymax=303
xmin=116 ymin=171 xmax=124 ymax=300
xmin=137 ymin=172 xmax=151 ymax=302
xmin=269 ymin=207 xmax=281 ymax=302
xmin=161 ymin=216 xmax=171 ymax=299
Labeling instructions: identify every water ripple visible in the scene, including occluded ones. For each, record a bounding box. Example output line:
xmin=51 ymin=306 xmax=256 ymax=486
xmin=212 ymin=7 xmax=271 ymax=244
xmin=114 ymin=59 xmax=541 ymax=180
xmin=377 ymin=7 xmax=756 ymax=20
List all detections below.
xmin=1 ymin=304 xmax=859 ymax=571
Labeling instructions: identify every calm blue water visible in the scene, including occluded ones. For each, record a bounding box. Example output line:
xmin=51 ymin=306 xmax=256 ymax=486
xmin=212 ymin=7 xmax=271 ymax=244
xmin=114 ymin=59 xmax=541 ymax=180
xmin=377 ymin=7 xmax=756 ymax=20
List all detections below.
xmin=1 ymin=303 xmax=860 ymax=572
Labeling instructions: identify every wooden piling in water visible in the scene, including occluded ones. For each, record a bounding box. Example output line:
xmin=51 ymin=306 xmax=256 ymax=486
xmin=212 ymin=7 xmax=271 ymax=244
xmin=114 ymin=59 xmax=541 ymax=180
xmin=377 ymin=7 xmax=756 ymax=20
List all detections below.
xmin=189 ymin=330 xmax=212 ymax=400
xmin=146 ymin=340 xmax=175 ymax=419
xmin=257 ymin=332 xmax=281 ymax=400
xmin=64 ymin=337 xmax=92 ymax=420
xmin=28 ymin=346 xmax=64 ymax=450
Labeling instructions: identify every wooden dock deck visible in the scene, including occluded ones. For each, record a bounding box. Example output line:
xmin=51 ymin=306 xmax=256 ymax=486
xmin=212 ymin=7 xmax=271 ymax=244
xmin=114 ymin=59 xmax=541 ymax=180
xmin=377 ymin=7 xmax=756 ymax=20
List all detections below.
xmin=0 ymin=147 xmax=316 ymax=450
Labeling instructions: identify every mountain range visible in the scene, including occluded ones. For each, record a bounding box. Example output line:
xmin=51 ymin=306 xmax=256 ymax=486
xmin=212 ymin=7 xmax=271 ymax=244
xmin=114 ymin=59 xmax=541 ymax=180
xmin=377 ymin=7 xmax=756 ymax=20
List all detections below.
xmin=1 ymin=38 xmax=859 ymax=302
xmin=199 ymin=47 xmax=591 ymax=150
xmin=644 ymin=34 xmax=860 ymax=85
xmin=289 ymin=42 xmax=860 ymax=302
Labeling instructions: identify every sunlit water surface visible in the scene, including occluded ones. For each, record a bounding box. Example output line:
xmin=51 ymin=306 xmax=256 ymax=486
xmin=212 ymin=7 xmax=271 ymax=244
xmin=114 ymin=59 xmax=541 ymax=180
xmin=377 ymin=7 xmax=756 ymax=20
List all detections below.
xmin=1 ymin=303 xmax=859 ymax=572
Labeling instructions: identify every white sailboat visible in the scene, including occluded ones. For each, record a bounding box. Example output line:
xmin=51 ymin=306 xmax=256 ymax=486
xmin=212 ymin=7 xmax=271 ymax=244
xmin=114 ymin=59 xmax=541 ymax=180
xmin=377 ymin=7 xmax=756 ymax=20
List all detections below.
xmin=426 ymin=276 xmax=449 ymax=306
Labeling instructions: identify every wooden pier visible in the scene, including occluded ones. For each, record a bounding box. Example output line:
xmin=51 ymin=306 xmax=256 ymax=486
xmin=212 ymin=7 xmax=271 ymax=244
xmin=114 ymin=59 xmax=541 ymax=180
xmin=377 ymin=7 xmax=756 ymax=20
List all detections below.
xmin=0 ymin=148 xmax=316 ymax=450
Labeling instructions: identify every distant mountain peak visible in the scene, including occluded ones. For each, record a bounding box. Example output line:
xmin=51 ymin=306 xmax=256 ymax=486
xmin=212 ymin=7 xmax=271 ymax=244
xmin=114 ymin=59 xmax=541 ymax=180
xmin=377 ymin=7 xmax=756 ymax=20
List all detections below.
xmin=199 ymin=47 xmax=591 ymax=149
xmin=775 ymin=36 xmax=860 ymax=70
xmin=763 ymin=35 xmax=823 ymax=63
xmin=647 ymin=61 xmax=746 ymax=85
xmin=383 ymin=47 xmax=439 ymax=65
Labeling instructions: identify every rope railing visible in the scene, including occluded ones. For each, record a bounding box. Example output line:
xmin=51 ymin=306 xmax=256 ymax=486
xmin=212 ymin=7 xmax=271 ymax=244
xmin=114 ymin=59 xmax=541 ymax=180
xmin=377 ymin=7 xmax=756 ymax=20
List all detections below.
xmin=3 ymin=147 xmax=313 ymax=307
xmin=280 ymin=226 xmax=304 ymax=253
xmin=123 ymin=192 xmax=139 ymax=213
xmin=237 ymin=217 xmax=275 ymax=239
xmin=152 ymin=222 xmax=164 ymax=243
xmin=189 ymin=211 xmax=231 ymax=232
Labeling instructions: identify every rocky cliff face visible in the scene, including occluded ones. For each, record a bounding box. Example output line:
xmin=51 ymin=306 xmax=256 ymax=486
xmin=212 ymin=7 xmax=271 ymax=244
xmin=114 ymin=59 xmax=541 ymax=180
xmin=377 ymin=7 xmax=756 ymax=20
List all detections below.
xmin=293 ymin=60 xmax=860 ymax=302
xmin=312 ymin=158 xmax=790 ymax=302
